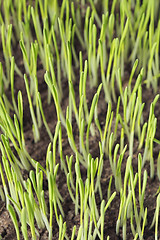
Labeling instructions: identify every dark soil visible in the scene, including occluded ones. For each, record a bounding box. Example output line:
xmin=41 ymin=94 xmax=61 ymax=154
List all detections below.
xmin=0 ymin=4 xmax=160 ymax=240
xmin=0 ymin=44 xmax=160 ymax=240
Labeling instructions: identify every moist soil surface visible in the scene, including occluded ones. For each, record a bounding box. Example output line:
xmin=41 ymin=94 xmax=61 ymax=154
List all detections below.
xmin=0 ymin=6 xmax=160 ymax=240
xmin=0 ymin=45 xmax=160 ymax=240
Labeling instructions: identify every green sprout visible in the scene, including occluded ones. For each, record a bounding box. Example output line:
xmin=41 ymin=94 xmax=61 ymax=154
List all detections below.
xmin=0 ymin=0 xmax=160 ymax=239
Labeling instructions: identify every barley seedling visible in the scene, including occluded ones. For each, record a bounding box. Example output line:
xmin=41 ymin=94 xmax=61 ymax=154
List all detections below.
xmin=24 ymin=74 xmax=40 ymax=142
xmin=150 ymin=193 xmax=160 ymax=240
xmin=157 ymin=151 xmax=160 ymax=180
xmin=1 ymin=24 xmax=12 ymax=87
xmin=51 ymin=26 xmax=62 ymax=100
xmin=8 ymin=204 xmax=20 ymax=240
xmin=88 ymin=0 xmax=101 ymax=28
xmin=142 ymin=95 xmax=159 ymax=178
xmin=71 ymin=2 xmax=85 ymax=49
xmin=31 ymin=6 xmax=44 ymax=63
xmin=0 ymin=96 xmax=34 ymax=170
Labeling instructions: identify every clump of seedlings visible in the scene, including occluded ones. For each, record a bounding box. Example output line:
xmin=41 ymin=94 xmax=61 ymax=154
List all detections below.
xmin=0 ymin=0 xmax=160 ymax=239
